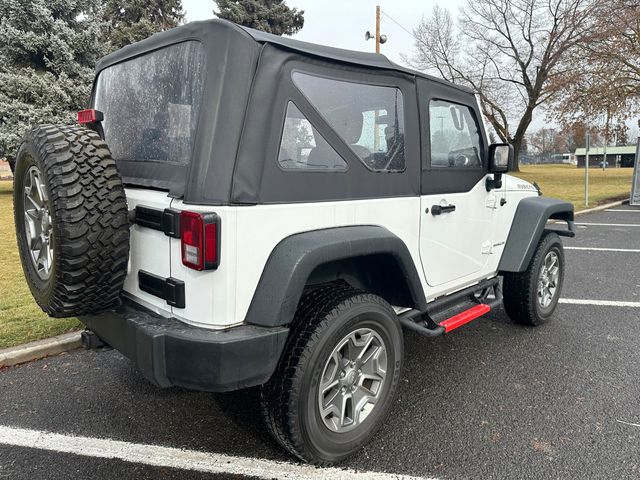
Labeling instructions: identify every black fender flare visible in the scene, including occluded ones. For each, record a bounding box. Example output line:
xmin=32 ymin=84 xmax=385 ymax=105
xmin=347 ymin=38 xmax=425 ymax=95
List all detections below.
xmin=244 ymin=226 xmax=428 ymax=327
xmin=498 ymin=196 xmax=574 ymax=273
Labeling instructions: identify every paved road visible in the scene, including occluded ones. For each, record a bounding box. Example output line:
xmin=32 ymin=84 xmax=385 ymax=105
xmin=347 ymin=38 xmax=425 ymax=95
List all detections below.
xmin=1 ymin=205 xmax=640 ymax=479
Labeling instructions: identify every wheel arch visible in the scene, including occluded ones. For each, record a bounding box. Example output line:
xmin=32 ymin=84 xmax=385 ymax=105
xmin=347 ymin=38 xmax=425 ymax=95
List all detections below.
xmin=244 ymin=226 xmax=427 ymax=327
xmin=498 ymin=196 xmax=574 ymax=273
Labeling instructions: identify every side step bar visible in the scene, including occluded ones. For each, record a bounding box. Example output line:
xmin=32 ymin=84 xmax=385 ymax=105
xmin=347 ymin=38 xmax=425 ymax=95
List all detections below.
xmin=398 ymin=278 xmax=501 ymax=338
xmin=439 ymin=304 xmax=490 ymax=333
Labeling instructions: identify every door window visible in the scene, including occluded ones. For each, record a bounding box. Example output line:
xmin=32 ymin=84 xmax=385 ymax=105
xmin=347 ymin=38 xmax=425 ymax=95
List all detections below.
xmin=429 ymin=100 xmax=482 ymax=168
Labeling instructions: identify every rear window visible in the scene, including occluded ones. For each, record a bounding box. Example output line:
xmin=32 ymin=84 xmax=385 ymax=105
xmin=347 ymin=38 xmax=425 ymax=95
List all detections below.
xmin=93 ymin=41 xmax=205 ymax=166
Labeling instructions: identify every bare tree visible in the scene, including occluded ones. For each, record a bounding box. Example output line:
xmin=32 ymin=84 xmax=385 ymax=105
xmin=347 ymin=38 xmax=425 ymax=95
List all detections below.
xmin=549 ymin=0 xmax=640 ymax=138
xmin=406 ymin=0 xmax=602 ymax=169
xmin=528 ymin=127 xmax=568 ymax=158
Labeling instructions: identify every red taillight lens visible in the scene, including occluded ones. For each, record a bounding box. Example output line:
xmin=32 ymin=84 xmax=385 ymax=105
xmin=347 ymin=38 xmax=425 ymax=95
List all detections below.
xmin=180 ymin=211 xmax=220 ymax=270
xmin=77 ymin=109 xmax=104 ymax=125
xmin=180 ymin=211 xmax=203 ymax=270
xmin=204 ymin=223 xmax=217 ymax=264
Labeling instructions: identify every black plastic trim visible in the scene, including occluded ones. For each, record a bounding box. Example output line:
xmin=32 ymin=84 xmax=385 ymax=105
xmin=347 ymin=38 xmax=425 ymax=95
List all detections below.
xmin=162 ymin=209 xmax=181 ymax=238
xmin=79 ymin=299 xmax=289 ymax=392
xmin=498 ymin=196 xmax=574 ymax=273
xmin=134 ymin=206 xmax=181 ymax=238
xmin=202 ymin=212 xmax=221 ymax=270
xmin=431 ymin=204 xmax=456 ymax=215
xmin=245 ymin=226 xmax=428 ymax=327
xmin=138 ymin=270 xmax=185 ymax=308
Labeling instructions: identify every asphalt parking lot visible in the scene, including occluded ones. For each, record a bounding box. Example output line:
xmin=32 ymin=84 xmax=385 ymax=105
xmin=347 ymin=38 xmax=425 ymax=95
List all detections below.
xmin=1 ymin=204 xmax=639 ymax=480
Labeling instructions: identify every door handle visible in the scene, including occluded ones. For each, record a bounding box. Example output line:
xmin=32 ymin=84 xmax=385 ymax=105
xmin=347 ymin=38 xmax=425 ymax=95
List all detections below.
xmin=431 ymin=204 xmax=456 ymax=215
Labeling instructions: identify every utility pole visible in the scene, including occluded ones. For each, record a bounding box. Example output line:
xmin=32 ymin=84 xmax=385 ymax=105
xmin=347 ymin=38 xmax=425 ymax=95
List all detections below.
xmin=585 ymin=132 xmax=590 ymax=207
xmin=603 ymin=120 xmax=609 ymax=170
xmin=365 ymin=6 xmax=387 ymax=151
xmin=375 ymin=5 xmax=381 ymax=53
xmin=365 ymin=6 xmax=386 ymax=51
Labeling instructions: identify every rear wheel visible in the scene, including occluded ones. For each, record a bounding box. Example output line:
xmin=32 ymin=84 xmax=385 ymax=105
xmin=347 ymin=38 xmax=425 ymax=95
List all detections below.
xmin=13 ymin=124 xmax=130 ymax=317
xmin=260 ymin=285 xmax=403 ymax=465
xmin=503 ymin=232 xmax=565 ymax=326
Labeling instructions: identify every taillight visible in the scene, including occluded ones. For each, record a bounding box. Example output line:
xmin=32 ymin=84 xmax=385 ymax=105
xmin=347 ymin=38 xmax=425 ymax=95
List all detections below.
xmin=180 ymin=211 xmax=220 ymax=270
xmin=77 ymin=109 xmax=104 ymax=125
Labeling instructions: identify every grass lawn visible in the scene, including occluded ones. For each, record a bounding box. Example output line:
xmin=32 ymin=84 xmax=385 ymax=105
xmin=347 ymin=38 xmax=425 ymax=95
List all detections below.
xmin=0 ymin=181 xmax=81 ymax=349
xmin=513 ymin=164 xmax=633 ymax=211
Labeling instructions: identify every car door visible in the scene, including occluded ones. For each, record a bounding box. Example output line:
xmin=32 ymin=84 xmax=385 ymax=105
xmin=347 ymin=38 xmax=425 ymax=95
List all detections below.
xmin=417 ymin=80 xmax=496 ymax=289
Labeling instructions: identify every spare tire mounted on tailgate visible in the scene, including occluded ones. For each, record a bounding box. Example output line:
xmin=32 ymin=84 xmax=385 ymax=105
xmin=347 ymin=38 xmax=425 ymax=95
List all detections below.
xmin=13 ymin=124 xmax=130 ymax=317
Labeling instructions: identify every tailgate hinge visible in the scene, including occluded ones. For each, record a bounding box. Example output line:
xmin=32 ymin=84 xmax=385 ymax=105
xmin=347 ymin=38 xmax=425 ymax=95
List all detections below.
xmin=134 ymin=206 xmax=181 ymax=238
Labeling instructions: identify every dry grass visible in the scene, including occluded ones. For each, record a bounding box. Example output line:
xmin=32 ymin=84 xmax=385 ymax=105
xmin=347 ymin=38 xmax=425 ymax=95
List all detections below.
xmin=0 ymin=181 xmax=80 ymax=348
xmin=513 ymin=164 xmax=633 ymax=211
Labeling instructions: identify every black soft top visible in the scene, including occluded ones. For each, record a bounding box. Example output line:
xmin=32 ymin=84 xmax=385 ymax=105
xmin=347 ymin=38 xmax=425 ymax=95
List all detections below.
xmin=96 ymin=19 xmax=471 ymax=93
xmin=92 ymin=19 xmax=479 ymax=204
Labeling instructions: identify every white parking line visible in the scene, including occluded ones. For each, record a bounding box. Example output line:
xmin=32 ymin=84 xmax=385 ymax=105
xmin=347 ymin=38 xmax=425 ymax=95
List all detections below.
xmin=565 ymin=247 xmax=640 ymax=253
xmin=0 ymin=425 xmax=432 ymax=480
xmin=575 ymin=222 xmax=640 ymax=227
xmin=605 ymin=209 xmax=640 ymax=213
xmin=559 ymin=299 xmax=640 ymax=308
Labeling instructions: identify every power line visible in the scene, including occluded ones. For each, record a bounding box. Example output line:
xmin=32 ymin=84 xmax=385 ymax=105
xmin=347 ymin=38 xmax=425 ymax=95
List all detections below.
xmin=380 ymin=9 xmax=425 ymax=47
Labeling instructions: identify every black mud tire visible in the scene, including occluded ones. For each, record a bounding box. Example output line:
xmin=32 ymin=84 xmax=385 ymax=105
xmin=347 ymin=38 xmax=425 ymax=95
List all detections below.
xmin=13 ymin=124 xmax=130 ymax=317
xmin=260 ymin=284 xmax=403 ymax=465
xmin=502 ymin=232 xmax=565 ymax=326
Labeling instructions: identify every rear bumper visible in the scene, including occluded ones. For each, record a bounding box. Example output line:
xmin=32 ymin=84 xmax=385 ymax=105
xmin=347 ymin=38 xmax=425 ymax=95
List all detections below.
xmin=79 ymin=300 xmax=289 ymax=392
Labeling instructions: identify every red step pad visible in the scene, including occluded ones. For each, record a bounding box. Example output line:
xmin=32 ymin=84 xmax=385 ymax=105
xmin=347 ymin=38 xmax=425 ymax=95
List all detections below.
xmin=439 ymin=304 xmax=491 ymax=333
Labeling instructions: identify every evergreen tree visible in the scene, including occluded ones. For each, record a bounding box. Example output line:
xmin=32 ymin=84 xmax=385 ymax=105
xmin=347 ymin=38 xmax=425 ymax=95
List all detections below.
xmin=103 ymin=0 xmax=185 ymax=50
xmin=215 ymin=0 xmax=304 ymax=36
xmin=0 ymin=0 xmax=107 ymax=163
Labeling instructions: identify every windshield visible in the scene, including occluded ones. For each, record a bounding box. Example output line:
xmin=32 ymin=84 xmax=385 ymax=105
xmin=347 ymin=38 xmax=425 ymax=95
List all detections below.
xmin=93 ymin=41 xmax=205 ymax=166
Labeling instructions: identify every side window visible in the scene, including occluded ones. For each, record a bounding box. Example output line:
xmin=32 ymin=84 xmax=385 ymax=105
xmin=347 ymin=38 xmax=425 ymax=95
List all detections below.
xmin=292 ymin=72 xmax=405 ymax=172
xmin=429 ymin=100 xmax=482 ymax=168
xmin=278 ymin=102 xmax=347 ymax=171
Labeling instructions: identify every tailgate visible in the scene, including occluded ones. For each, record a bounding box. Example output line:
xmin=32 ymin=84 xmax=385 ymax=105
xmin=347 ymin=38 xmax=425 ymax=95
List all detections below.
xmin=123 ymin=188 xmax=173 ymax=314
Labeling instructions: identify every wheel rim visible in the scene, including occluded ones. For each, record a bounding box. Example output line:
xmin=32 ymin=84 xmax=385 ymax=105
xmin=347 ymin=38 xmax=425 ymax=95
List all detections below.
xmin=318 ymin=327 xmax=388 ymax=433
xmin=23 ymin=165 xmax=54 ymax=280
xmin=537 ymin=250 xmax=560 ymax=308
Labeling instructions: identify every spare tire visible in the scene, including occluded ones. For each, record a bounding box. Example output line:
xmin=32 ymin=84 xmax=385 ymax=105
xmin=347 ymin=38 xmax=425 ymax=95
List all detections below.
xmin=13 ymin=124 xmax=130 ymax=317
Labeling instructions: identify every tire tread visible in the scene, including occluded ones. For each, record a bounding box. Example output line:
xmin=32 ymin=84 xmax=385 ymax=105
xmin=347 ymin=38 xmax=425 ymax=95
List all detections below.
xmin=260 ymin=283 xmax=399 ymax=465
xmin=14 ymin=124 xmax=130 ymax=317
xmin=503 ymin=232 xmax=563 ymax=326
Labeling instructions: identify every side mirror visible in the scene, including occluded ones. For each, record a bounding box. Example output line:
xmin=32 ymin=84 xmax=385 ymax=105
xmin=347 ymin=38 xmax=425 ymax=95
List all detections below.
xmin=488 ymin=143 xmax=513 ymax=173
xmin=486 ymin=143 xmax=513 ymax=191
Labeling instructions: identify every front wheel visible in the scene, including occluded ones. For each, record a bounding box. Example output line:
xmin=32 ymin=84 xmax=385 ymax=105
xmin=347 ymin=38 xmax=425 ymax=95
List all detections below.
xmin=503 ymin=232 xmax=565 ymax=326
xmin=260 ymin=285 xmax=403 ymax=465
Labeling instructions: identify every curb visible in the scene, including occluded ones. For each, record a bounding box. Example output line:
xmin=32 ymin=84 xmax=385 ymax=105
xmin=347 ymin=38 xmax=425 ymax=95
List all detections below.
xmin=0 ymin=332 xmax=82 ymax=368
xmin=575 ymin=199 xmax=629 ymax=216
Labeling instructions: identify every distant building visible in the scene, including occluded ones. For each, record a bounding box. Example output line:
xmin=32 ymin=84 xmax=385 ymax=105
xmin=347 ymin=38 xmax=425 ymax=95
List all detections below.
xmin=574 ymin=145 xmax=636 ymax=168
xmin=520 ymin=152 xmax=575 ymax=165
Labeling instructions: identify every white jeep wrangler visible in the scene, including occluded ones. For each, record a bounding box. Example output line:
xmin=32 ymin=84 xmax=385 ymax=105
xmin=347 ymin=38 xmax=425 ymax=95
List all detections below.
xmin=13 ymin=20 xmax=574 ymax=465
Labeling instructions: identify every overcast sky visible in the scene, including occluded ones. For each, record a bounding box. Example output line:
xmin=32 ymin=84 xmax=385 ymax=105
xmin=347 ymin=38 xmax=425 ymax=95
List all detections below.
xmin=182 ymin=0 xmax=461 ymax=66
xmin=181 ymin=0 xmax=553 ymax=132
xmin=182 ymin=0 xmax=639 ymax=138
